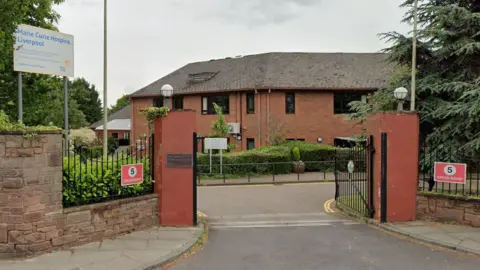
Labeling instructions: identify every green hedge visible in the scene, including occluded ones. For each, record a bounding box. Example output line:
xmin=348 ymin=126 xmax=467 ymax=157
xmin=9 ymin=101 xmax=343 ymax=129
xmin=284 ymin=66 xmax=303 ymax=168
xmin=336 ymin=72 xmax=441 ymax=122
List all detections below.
xmin=279 ymin=141 xmax=337 ymax=172
xmin=197 ymin=145 xmax=291 ymax=176
xmin=196 ymin=142 xmax=365 ymax=177
xmin=62 ymin=153 xmax=153 ymax=207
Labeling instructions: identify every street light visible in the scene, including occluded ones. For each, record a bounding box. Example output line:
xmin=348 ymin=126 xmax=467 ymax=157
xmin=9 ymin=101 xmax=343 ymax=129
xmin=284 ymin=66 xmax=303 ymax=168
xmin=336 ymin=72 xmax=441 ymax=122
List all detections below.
xmin=161 ymin=84 xmax=174 ymax=108
xmin=410 ymin=0 xmax=419 ymax=111
xmin=394 ymin=87 xmax=408 ymax=111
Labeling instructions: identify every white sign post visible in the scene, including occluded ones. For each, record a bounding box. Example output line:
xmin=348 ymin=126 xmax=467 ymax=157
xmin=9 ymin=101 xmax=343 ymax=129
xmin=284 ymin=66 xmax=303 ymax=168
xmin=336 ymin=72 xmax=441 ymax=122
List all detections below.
xmin=205 ymin=138 xmax=228 ymax=175
xmin=13 ymin=24 xmax=74 ymax=153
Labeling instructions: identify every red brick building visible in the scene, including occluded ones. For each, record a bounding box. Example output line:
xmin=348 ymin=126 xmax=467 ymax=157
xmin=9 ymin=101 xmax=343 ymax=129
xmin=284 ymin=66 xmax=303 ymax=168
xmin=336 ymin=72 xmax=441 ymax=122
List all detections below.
xmin=91 ymin=105 xmax=131 ymax=143
xmin=128 ymin=52 xmax=391 ymax=150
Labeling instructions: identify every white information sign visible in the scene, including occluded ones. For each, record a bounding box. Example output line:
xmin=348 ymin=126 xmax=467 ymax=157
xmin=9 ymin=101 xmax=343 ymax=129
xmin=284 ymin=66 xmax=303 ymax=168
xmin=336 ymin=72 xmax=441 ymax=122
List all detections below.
xmin=205 ymin=138 xmax=228 ymax=150
xmin=14 ymin=24 xmax=74 ymax=77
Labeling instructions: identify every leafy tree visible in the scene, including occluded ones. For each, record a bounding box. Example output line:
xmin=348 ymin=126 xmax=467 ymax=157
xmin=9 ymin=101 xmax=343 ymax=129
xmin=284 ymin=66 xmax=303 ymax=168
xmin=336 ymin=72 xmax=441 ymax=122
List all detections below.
xmin=20 ymin=75 xmax=88 ymax=128
xmin=70 ymin=78 xmax=102 ymax=124
xmin=209 ymin=103 xmax=236 ymax=151
xmin=351 ymin=1 xmax=480 ymax=156
xmin=0 ymin=0 xmax=64 ymax=120
xmin=0 ymin=0 xmax=98 ymax=129
xmin=0 ymin=0 xmax=65 ymax=73
xmin=209 ymin=103 xmax=229 ymax=138
xmin=109 ymin=95 xmax=130 ymax=115
xmin=265 ymin=115 xmax=286 ymax=145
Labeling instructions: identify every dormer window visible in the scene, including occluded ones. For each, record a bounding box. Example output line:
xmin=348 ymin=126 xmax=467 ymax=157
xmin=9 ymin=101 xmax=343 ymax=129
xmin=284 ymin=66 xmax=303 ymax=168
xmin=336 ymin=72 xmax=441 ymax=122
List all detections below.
xmin=187 ymin=72 xmax=219 ymax=84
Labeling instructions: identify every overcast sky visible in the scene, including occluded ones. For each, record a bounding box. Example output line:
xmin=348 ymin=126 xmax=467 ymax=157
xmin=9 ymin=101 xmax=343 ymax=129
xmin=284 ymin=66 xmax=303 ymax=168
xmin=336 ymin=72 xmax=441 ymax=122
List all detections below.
xmin=55 ymin=0 xmax=410 ymax=106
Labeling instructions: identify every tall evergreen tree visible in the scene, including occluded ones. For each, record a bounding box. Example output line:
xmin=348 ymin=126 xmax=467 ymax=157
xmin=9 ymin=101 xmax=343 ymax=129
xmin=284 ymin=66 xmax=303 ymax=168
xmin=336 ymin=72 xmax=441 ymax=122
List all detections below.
xmin=352 ymin=0 xmax=480 ymax=156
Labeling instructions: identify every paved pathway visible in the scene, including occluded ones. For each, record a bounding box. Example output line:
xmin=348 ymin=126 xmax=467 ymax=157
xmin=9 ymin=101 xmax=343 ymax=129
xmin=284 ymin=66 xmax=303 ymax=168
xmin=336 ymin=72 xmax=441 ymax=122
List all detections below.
xmin=379 ymin=221 xmax=480 ymax=255
xmin=0 ymin=226 xmax=203 ymax=270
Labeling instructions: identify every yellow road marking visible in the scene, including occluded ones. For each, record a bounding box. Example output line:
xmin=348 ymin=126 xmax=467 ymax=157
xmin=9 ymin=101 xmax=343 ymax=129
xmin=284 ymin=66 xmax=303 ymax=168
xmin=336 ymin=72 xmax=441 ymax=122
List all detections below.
xmin=323 ymin=200 xmax=331 ymax=213
xmin=198 ymin=182 xmax=334 ymax=188
xmin=327 ymin=199 xmax=338 ymax=213
xmin=323 ymin=199 xmax=338 ymax=213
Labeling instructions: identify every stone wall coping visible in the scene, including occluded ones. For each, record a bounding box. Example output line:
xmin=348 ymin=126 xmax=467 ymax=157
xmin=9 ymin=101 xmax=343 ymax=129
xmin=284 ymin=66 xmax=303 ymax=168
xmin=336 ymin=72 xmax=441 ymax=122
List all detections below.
xmin=63 ymin=194 xmax=158 ymax=214
xmin=0 ymin=130 xmax=63 ymax=135
xmin=418 ymin=192 xmax=480 ymax=203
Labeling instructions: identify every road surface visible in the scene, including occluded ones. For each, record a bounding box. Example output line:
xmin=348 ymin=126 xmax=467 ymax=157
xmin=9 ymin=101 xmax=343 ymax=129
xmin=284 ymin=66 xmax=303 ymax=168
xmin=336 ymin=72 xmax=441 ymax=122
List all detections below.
xmin=170 ymin=183 xmax=479 ymax=269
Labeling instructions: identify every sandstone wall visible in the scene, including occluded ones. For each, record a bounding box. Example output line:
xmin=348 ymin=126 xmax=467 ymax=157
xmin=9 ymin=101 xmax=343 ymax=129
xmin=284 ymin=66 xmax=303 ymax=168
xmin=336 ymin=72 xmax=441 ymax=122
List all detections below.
xmin=417 ymin=194 xmax=480 ymax=227
xmin=0 ymin=132 xmax=158 ymax=257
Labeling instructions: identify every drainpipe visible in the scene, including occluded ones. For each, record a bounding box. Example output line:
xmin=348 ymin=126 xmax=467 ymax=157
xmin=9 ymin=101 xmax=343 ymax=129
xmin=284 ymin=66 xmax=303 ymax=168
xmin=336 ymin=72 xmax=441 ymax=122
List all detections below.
xmin=256 ymin=89 xmax=261 ymax=147
xmin=267 ymin=89 xmax=271 ymax=145
xmin=239 ymin=91 xmax=243 ymax=150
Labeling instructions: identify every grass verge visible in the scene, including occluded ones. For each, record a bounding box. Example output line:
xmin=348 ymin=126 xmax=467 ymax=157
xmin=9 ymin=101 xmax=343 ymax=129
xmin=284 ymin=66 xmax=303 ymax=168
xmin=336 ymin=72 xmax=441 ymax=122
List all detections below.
xmin=336 ymin=194 xmax=369 ymax=217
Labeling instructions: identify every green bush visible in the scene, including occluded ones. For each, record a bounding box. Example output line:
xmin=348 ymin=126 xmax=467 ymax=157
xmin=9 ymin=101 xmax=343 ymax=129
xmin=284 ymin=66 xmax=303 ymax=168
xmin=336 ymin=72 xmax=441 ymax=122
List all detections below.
xmin=85 ymin=146 xmax=103 ymax=159
xmin=197 ymin=145 xmax=291 ymax=177
xmin=281 ymin=141 xmax=336 ymax=171
xmin=62 ymin=153 xmax=153 ymax=207
xmin=196 ymin=141 xmax=365 ymax=177
xmin=292 ymin=147 xmax=301 ymax=161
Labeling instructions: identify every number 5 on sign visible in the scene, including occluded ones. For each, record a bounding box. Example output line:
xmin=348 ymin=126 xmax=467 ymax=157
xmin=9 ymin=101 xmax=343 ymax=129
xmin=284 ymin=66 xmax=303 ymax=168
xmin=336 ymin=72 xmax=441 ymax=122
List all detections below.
xmin=433 ymin=162 xmax=467 ymax=184
xmin=121 ymin=164 xmax=144 ymax=186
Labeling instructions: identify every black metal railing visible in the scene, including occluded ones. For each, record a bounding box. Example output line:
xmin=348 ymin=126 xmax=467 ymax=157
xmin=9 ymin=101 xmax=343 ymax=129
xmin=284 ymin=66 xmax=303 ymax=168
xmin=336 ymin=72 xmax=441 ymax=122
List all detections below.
xmin=334 ymin=144 xmax=374 ymax=218
xmin=196 ymin=161 xmax=336 ymax=185
xmin=418 ymin=142 xmax=480 ymax=197
xmin=62 ymin=137 xmax=155 ymax=207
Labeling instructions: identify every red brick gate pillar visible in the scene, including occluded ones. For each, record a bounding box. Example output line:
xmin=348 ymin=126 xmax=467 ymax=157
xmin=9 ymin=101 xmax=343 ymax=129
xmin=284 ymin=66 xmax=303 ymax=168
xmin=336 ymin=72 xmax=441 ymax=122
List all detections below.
xmin=367 ymin=112 xmax=420 ymax=222
xmin=154 ymin=111 xmax=196 ymax=226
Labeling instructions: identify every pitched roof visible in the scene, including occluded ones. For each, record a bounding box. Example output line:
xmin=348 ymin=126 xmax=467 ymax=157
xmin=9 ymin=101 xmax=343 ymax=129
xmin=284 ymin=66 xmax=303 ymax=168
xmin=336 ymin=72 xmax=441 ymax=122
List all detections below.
xmin=90 ymin=105 xmax=131 ymax=129
xmin=95 ymin=119 xmax=131 ymax=131
xmin=130 ymin=52 xmax=392 ymax=97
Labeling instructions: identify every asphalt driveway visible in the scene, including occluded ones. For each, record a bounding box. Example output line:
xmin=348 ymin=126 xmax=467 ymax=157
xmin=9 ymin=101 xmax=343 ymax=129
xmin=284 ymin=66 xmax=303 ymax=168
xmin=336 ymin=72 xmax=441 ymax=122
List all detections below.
xmin=171 ymin=224 xmax=479 ymax=270
xmin=197 ymin=182 xmax=334 ymax=218
xmin=169 ymin=183 xmax=480 ymax=269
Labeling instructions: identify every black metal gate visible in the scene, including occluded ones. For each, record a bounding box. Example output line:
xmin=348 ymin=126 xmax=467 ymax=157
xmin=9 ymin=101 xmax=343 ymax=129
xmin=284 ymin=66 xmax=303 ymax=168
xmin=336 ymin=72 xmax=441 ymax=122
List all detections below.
xmin=334 ymin=135 xmax=375 ymax=218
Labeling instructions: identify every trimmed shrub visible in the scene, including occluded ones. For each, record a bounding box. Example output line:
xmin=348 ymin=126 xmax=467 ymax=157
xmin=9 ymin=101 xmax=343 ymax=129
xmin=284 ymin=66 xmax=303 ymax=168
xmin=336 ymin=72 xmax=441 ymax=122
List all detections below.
xmin=62 ymin=153 xmax=153 ymax=207
xmin=281 ymin=141 xmax=336 ymax=171
xmin=292 ymin=147 xmax=301 ymax=161
xmin=196 ymin=141 xmax=365 ymax=177
xmin=197 ymin=145 xmax=291 ymax=176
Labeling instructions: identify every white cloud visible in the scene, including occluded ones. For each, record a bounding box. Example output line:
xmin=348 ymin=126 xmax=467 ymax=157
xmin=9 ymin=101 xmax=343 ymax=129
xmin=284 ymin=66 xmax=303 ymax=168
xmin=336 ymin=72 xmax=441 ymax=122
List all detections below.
xmin=54 ymin=0 xmax=410 ymax=106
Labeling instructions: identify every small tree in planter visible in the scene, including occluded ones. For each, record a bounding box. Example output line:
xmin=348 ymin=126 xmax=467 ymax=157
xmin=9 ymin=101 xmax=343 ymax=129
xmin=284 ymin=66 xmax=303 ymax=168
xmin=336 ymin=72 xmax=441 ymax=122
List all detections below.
xmin=292 ymin=147 xmax=305 ymax=174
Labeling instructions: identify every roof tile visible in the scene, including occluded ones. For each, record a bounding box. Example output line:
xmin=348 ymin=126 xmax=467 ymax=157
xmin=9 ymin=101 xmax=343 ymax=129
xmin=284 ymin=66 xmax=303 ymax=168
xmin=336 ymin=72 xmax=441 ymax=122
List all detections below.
xmin=130 ymin=52 xmax=391 ymax=97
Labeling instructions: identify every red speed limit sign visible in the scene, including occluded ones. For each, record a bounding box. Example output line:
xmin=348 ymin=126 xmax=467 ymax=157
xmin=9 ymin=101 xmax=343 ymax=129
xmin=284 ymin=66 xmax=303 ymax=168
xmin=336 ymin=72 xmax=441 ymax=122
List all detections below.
xmin=433 ymin=162 xmax=467 ymax=184
xmin=121 ymin=164 xmax=144 ymax=186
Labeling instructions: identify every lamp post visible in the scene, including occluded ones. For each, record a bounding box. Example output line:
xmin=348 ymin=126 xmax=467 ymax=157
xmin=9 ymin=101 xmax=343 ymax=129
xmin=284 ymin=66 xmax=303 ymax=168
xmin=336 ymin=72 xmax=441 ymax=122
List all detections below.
xmin=161 ymin=84 xmax=174 ymax=108
xmin=394 ymin=87 xmax=409 ymax=111
xmin=103 ymin=0 xmax=108 ymax=157
xmin=410 ymin=0 xmax=419 ymax=111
